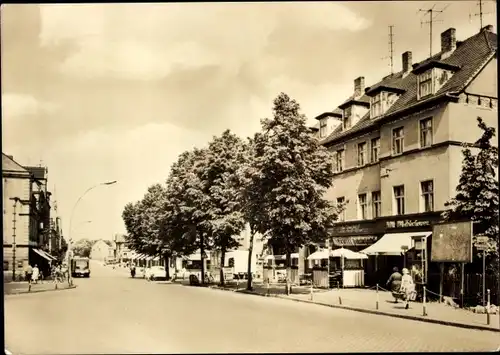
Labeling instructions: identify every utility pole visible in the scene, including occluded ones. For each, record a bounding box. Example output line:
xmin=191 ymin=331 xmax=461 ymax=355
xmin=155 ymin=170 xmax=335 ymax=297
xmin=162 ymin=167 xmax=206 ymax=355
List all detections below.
xmin=418 ymin=4 xmax=449 ymax=57
xmin=10 ymin=198 xmax=19 ymax=282
xmin=381 ymin=25 xmax=395 ymax=74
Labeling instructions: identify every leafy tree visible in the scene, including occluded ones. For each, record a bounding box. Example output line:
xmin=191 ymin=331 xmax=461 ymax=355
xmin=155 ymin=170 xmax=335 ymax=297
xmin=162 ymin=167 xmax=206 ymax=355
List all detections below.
xmin=239 ymin=135 xmax=270 ymax=290
xmin=122 ymin=184 xmax=187 ymax=280
xmin=72 ymin=238 xmax=93 ymax=258
xmin=202 ymin=130 xmax=247 ymax=286
xmin=250 ymin=93 xmax=340 ymax=294
xmin=164 ymin=148 xmax=212 ymax=284
xmin=443 ymin=117 xmax=499 ymax=274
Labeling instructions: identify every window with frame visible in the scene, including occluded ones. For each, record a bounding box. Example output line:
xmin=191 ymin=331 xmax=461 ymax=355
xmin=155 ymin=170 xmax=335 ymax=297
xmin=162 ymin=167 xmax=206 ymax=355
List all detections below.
xmin=371 ymin=93 xmax=382 ymax=118
xmin=343 ymin=107 xmax=352 ymax=130
xmin=357 ymin=142 xmax=367 ymax=166
xmin=392 ymin=127 xmax=404 ymax=155
xmin=420 ymin=117 xmax=433 ymax=147
xmin=358 ymin=193 xmax=368 ymax=219
xmin=336 ymin=197 xmax=346 ymax=221
xmin=320 ymin=118 xmax=328 ymax=138
xmin=418 ymin=70 xmax=433 ymax=98
xmin=421 ymin=180 xmax=434 ymax=212
xmin=371 ymin=137 xmax=380 ymax=162
xmin=393 ymin=185 xmax=405 ymax=215
xmin=371 ymin=191 xmax=381 ymax=218
xmin=335 ymin=149 xmax=345 ymax=172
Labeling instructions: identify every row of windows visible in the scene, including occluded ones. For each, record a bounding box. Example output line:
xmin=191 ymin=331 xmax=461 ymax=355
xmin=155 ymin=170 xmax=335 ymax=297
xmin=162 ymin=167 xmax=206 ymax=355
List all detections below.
xmin=392 ymin=117 xmax=433 ymax=155
xmin=332 ymin=117 xmax=434 ymax=173
xmin=335 ymin=180 xmax=434 ymax=221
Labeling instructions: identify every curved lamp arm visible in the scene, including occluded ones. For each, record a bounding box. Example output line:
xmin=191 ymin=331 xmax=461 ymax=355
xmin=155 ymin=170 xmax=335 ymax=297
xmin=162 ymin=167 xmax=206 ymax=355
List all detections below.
xmin=68 ymin=181 xmax=117 ymax=242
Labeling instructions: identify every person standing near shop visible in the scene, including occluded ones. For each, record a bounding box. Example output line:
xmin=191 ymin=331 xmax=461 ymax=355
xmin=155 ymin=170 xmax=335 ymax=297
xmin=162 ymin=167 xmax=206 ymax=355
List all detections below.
xmin=32 ymin=264 xmax=40 ymax=284
xmin=25 ymin=264 xmax=33 ymax=284
xmin=386 ymin=267 xmax=402 ymax=303
xmin=400 ymin=268 xmax=416 ymax=309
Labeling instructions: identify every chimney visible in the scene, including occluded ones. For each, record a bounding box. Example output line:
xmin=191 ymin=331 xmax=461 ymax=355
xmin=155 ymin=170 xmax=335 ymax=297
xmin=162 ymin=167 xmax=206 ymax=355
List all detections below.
xmin=354 ymin=77 xmax=365 ymax=97
xmin=481 ymin=24 xmax=494 ymax=32
xmin=441 ymin=28 xmax=456 ymax=53
xmin=402 ymin=51 xmax=412 ymax=74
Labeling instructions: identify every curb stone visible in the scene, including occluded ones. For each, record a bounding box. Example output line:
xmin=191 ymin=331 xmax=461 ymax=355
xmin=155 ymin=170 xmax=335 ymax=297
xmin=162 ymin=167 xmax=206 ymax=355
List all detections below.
xmin=208 ymin=286 xmax=500 ymax=333
xmin=5 ymin=284 xmax=77 ymax=296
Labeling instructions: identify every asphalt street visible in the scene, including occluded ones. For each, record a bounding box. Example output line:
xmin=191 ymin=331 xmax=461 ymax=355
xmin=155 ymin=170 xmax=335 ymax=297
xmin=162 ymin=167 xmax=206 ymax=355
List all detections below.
xmin=4 ymin=261 xmax=500 ymax=354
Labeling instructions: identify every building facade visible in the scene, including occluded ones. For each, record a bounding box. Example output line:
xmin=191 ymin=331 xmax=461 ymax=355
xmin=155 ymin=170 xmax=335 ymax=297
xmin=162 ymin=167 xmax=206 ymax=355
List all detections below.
xmin=90 ymin=239 xmax=115 ymax=262
xmin=313 ymin=26 xmax=497 ymax=286
xmin=3 ymin=154 xmax=56 ymax=280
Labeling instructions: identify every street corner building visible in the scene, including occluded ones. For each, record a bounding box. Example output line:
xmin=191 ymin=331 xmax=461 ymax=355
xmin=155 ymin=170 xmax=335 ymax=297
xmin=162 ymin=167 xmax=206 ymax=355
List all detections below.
xmin=307 ymin=26 xmax=497 ymax=291
xmin=2 ymin=153 xmax=63 ymax=282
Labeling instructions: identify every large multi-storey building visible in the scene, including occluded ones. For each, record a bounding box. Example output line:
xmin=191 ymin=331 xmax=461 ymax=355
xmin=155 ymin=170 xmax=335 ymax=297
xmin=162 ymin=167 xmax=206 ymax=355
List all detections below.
xmin=312 ymin=25 xmax=497 ymax=285
xmin=2 ymin=154 xmax=57 ymax=280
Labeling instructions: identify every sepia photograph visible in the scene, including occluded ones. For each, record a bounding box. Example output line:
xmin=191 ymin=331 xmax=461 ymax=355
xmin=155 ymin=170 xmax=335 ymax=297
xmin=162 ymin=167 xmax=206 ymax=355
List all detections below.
xmin=2 ymin=1 xmax=499 ymax=353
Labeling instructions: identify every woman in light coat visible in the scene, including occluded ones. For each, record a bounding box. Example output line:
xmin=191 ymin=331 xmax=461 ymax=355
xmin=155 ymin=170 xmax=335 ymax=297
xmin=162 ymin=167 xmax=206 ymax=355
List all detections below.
xmin=32 ymin=264 xmax=40 ymax=284
xmin=400 ymin=268 xmax=416 ymax=309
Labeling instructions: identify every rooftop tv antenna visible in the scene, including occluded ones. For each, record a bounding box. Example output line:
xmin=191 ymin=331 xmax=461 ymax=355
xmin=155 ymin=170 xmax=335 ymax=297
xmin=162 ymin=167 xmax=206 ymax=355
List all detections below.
xmin=380 ymin=25 xmax=395 ymax=74
xmin=469 ymin=0 xmax=494 ymax=31
xmin=418 ymin=3 xmax=450 ymax=57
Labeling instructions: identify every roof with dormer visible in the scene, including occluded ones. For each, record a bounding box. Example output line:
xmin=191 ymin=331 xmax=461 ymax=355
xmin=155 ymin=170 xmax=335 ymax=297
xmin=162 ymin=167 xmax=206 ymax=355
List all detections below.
xmin=320 ymin=28 xmax=497 ymax=147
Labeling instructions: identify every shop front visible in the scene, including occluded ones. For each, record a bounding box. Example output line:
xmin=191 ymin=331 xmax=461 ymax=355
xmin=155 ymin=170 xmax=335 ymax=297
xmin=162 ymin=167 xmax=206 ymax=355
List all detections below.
xmin=361 ymin=212 xmax=444 ymax=287
xmin=327 ymin=212 xmax=445 ymax=287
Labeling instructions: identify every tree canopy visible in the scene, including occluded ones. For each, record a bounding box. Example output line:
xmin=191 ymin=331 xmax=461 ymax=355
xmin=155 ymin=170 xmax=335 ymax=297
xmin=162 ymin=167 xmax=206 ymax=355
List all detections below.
xmin=443 ymin=117 xmax=499 ymax=271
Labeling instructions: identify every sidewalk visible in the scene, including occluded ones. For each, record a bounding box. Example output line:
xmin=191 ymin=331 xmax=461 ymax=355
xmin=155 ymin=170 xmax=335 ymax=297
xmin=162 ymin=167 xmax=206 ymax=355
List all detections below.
xmin=205 ymin=282 xmax=500 ymax=333
xmin=284 ymin=287 xmax=500 ymax=332
xmin=4 ymin=281 xmax=76 ymax=295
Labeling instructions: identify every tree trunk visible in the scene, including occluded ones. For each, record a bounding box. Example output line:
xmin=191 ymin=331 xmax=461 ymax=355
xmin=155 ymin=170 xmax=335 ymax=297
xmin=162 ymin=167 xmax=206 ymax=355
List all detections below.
xmin=200 ymin=233 xmax=205 ymax=285
xmin=286 ymin=249 xmax=291 ymax=296
xmin=164 ymin=253 xmax=170 ymax=280
xmin=219 ymin=247 xmax=226 ymax=287
xmin=247 ymin=231 xmax=255 ymax=291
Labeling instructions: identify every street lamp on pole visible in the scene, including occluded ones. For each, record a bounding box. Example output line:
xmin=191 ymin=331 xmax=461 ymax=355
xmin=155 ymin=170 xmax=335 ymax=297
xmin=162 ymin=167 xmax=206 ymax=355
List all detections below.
xmin=67 ymin=181 xmax=117 ymax=285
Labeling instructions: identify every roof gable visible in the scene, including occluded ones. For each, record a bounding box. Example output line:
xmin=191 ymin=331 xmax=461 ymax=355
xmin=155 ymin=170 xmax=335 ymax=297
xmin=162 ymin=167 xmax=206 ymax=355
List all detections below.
xmin=2 ymin=154 xmax=30 ymax=174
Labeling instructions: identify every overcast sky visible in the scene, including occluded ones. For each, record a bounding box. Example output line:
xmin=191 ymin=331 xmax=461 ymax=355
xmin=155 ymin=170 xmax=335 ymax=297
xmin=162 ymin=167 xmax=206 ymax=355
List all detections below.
xmin=2 ymin=2 xmax=497 ymax=241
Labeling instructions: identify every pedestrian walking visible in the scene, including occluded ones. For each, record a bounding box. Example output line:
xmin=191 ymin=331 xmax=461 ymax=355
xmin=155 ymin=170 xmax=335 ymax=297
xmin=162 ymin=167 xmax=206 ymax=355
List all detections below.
xmin=386 ymin=266 xmax=402 ymax=303
xmin=25 ymin=264 xmax=33 ymax=284
xmin=32 ymin=264 xmax=40 ymax=284
xmin=400 ymin=268 xmax=416 ymax=309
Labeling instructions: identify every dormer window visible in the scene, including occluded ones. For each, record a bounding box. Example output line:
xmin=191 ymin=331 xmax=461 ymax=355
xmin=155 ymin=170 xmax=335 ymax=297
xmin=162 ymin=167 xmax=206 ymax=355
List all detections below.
xmin=367 ymin=88 xmax=404 ymax=119
xmin=418 ymin=70 xmax=433 ymax=98
xmin=414 ymin=61 xmax=459 ymax=100
xmin=371 ymin=93 xmax=382 ymax=118
xmin=343 ymin=107 xmax=352 ymax=130
xmin=319 ymin=118 xmax=328 ymax=138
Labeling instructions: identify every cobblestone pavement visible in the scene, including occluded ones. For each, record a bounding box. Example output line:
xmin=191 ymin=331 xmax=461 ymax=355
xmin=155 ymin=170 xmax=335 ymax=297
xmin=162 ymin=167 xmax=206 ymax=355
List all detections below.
xmin=5 ymin=263 xmax=500 ymax=354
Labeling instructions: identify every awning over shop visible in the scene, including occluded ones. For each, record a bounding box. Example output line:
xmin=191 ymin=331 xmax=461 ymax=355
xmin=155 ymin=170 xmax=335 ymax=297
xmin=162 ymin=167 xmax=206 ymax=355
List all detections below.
xmin=135 ymin=254 xmax=146 ymax=260
xmin=33 ymin=248 xmax=52 ymax=261
xmin=331 ymin=247 xmax=368 ymax=260
xmin=360 ymin=231 xmax=432 ymax=256
xmin=40 ymin=250 xmax=57 ymax=261
xmin=307 ymin=250 xmax=329 ymax=260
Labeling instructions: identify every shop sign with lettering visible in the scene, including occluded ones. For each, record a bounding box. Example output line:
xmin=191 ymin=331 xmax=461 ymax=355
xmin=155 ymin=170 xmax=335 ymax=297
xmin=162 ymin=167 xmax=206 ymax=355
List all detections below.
xmin=385 ymin=219 xmax=431 ymax=229
xmin=332 ymin=236 xmax=378 ymax=246
xmin=329 ymin=223 xmax=375 ymax=236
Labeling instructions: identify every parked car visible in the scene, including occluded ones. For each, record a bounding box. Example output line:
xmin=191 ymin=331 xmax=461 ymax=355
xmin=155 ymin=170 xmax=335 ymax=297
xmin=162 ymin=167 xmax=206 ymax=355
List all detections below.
xmin=145 ymin=266 xmax=167 ymax=281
